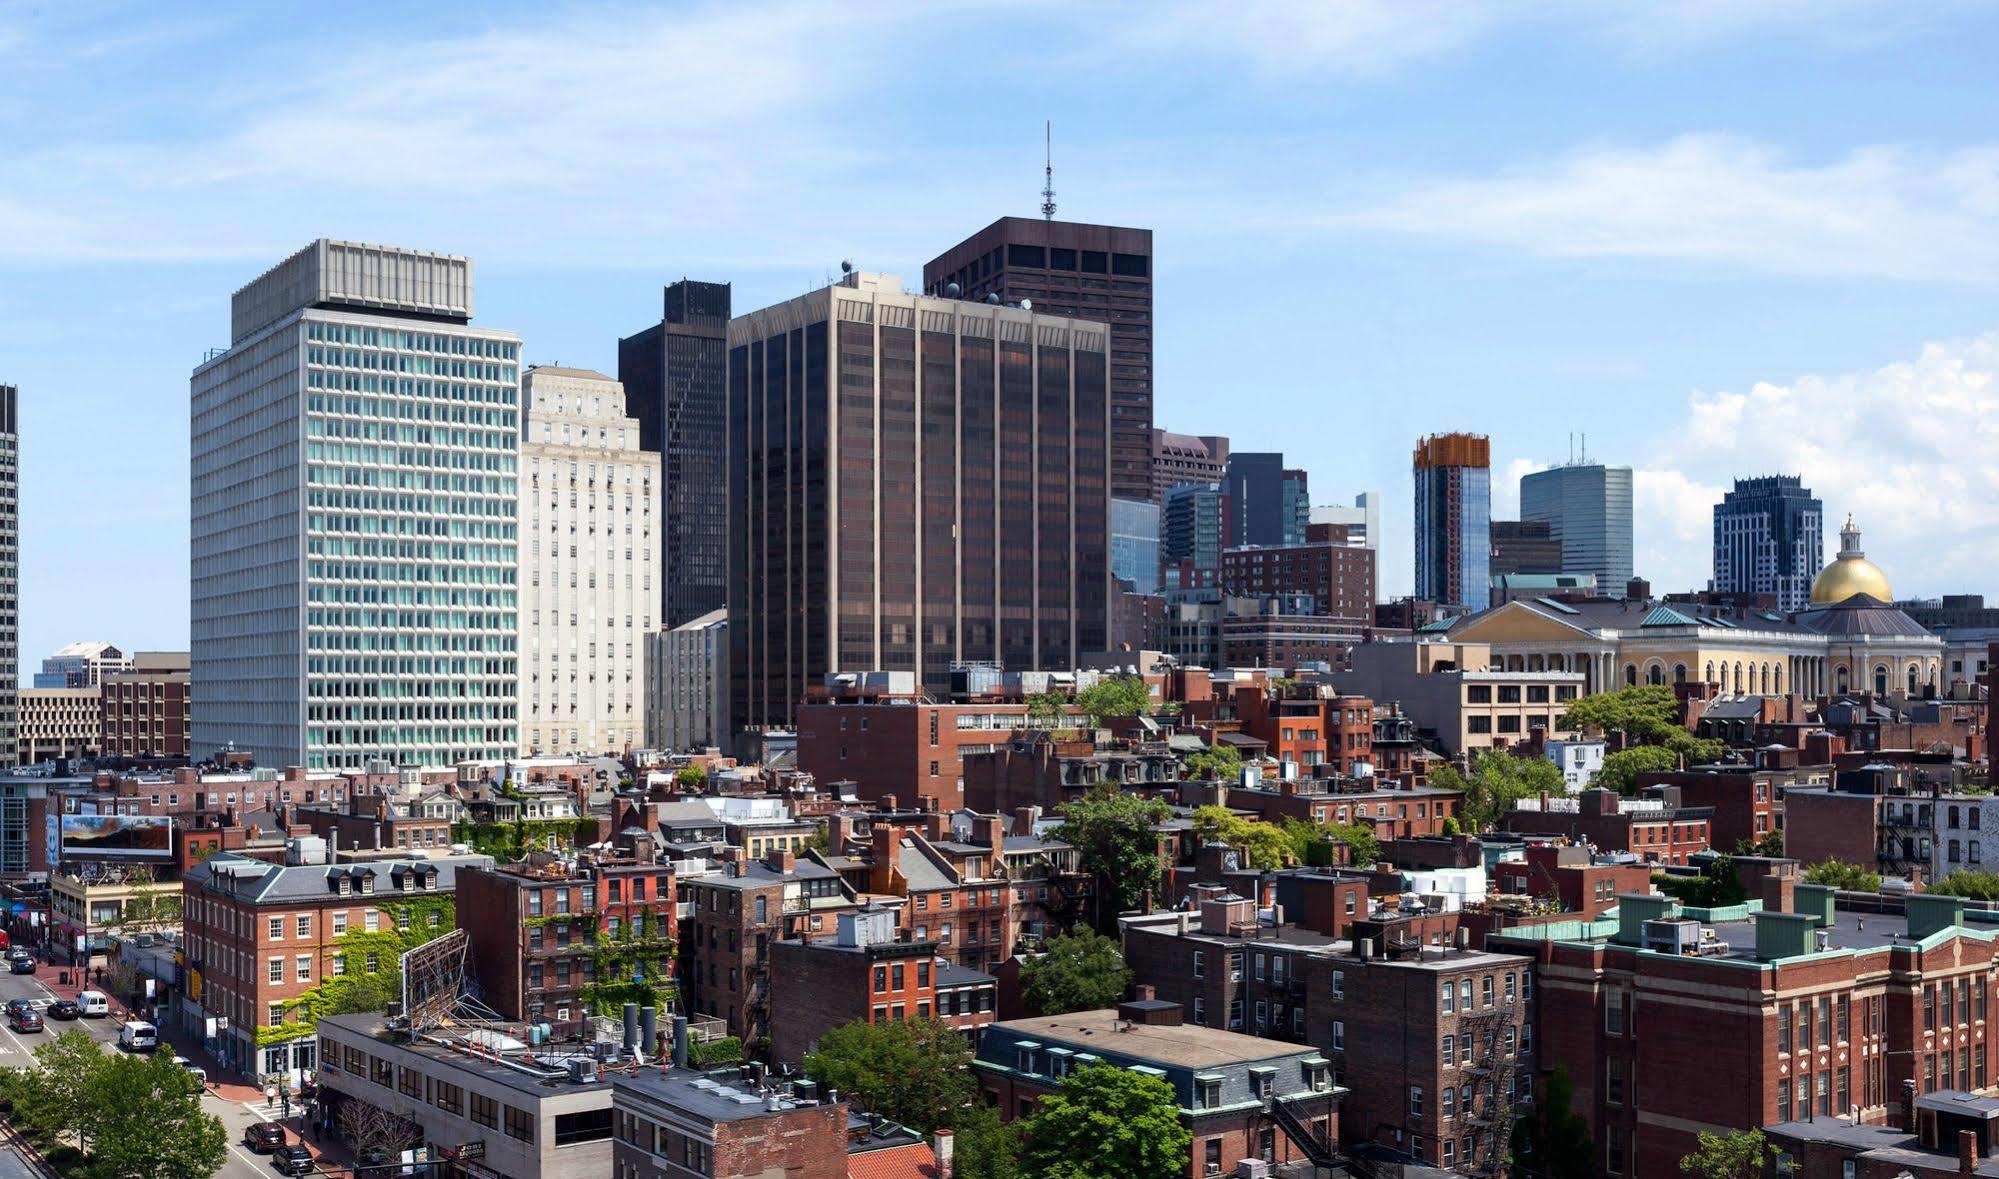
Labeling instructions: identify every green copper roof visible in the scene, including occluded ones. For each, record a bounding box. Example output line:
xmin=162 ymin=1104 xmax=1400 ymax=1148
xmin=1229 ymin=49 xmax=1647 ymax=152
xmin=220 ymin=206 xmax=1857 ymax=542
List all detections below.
xmin=1640 ymin=605 xmax=1701 ymax=628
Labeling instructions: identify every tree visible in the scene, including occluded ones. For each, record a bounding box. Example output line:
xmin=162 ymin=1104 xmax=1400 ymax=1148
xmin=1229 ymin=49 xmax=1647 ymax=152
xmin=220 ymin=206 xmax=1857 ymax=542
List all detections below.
xmin=104 ymin=866 xmax=182 ymax=935
xmin=1559 ymin=684 xmax=1682 ymax=743
xmin=1180 ymin=743 xmax=1242 ymax=782
xmin=1652 ymin=855 xmax=1747 ymax=908
xmin=804 ymin=1017 xmax=975 ymax=1135
xmin=1019 ymin=928 xmax=1132 ymax=1016
xmin=1053 ymin=789 xmax=1171 ymax=926
xmin=1737 ymin=828 xmax=1783 ymax=857
xmin=5 ymin=1028 xmax=107 ymax=1151
xmin=1680 ymin=1128 xmax=1776 ymax=1179
xmin=1663 ymin=729 xmax=1728 ymax=766
xmin=1440 ymin=815 xmax=1463 ymax=836
xmin=1431 ymin=751 xmax=1566 ymax=832
xmin=1595 ymin=745 xmax=1680 ymax=795
xmin=1926 ymin=869 xmax=1999 ymax=902
xmin=1075 ymin=675 xmax=1151 ymax=724
xmin=673 ymin=765 xmax=708 ymax=792
xmin=1019 ymin=1064 xmax=1190 ymax=1179
xmin=1188 ymin=805 xmax=1293 ymax=870
xmin=1802 ymin=858 xmax=1880 ymax=892
xmin=951 ymin=1102 xmax=1020 ymax=1179
xmin=1026 ymin=692 xmax=1072 ymax=730
xmin=82 ymin=1051 xmax=227 ymax=1179
xmin=1324 ymin=821 xmax=1382 ymax=868
xmin=1509 ymin=1064 xmax=1595 ymax=1179
xmin=338 ymin=1099 xmax=422 ymax=1165
xmin=1276 ymin=816 xmax=1380 ymax=869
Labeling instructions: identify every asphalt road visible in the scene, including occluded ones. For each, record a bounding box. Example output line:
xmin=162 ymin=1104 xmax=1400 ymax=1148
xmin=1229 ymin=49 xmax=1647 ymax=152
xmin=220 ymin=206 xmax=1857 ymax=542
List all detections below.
xmin=0 ymin=965 xmax=301 ymax=1179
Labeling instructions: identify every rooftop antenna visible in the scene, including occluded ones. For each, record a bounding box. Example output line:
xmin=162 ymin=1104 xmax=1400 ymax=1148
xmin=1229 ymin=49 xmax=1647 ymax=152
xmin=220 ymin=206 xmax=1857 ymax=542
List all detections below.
xmin=1041 ymin=120 xmax=1057 ymax=221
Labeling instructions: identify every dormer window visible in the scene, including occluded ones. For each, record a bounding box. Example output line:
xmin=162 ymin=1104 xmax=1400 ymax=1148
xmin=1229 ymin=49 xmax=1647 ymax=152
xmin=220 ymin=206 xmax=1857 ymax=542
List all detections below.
xmin=359 ymin=874 xmax=375 ymax=894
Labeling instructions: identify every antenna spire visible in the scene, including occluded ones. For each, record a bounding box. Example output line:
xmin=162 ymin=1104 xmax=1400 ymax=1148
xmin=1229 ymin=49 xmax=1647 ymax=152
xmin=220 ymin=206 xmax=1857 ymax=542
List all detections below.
xmin=1041 ymin=120 xmax=1057 ymax=221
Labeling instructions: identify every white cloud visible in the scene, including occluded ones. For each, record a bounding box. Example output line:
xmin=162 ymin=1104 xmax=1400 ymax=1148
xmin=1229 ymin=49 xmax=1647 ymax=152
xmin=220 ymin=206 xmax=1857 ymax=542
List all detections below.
xmin=1635 ymin=329 xmax=1999 ymax=596
xmin=1337 ymin=134 xmax=1999 ymax=284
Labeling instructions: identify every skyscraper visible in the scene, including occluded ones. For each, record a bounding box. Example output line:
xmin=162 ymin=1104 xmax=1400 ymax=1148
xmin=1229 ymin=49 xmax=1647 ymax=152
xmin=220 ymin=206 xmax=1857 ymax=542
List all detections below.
xmin=1110 ymin=498 xmax=1162 ymax=595
xmin=1489 ymin=519 xmax=1563 ymax=578
xmin=923 ymin=217 xmax=1152 ymax=500
xmin=1222 ymin=452 xmax=1309 ymax=548
xmin=1413 ymin=432 xmax=1492 ymax=611
xmin=1520 ymin=462 xmax=1634 ymax=589
xmin=0 ymin=384 xmax=16 ymax=767
xmin=1713 ymin=475 xmax=1823 ymax=612
xmin=1161 ymin=484 xmax=1229 ymax=592
xmin=618 ymin=279 xmax=730 ymax=629
xmin=517 ymin=366 xmax=659 ymax=756
xmin=727 ymin=272 xmax=1111 ymax=730
xmin=1151 ymin=429 xmax=1230 ymax=499
xmin=191 ymin=240 xmax=520 ymax=770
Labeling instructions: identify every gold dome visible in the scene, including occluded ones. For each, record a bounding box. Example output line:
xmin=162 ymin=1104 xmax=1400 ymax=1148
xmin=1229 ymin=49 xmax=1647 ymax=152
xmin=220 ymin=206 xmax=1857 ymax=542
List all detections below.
xmin=1809 ymin=514 xmax=1892 ymax=605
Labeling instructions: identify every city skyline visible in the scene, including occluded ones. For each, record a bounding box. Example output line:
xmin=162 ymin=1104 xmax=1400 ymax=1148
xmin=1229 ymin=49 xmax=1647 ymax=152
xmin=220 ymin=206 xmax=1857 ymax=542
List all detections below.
xmin=4 ymin=2 xmax=1999 ymax=668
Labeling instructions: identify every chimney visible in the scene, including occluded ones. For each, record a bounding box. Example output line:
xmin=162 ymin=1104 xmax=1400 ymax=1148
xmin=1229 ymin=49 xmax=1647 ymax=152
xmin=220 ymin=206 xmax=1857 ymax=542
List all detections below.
xmin=1961 ymin=1129 xmax=1979 ymax=1176
xmin=764 ymin=848 xmax=796 ymax=874
xmin=978 ymin=815 xmax=1005 ymax=851
xmin=925 ymin=811 xmax=950 ymax=841
xmin=881 ymin=793 xmax=897 ymax=812
xmin=1761 ymin=873 xmax=1795 ymax=915
xmin=1133 ymin=984 xmax=1155 ymax=1002
xmin=1013 ymin=806 xmax=1039 ymax=836
xmin=828 ymin=813 xmax=858 ymax=855
xmin=933 ymin=1129 xmax=955 ymax=1179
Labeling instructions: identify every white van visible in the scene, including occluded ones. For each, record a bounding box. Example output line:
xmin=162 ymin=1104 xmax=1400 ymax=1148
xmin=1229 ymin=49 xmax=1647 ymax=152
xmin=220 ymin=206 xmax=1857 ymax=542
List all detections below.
xmin=171 ymin=1055 xmax=206 ymax=1085
xmin=117 ymin=1021 xmax=158 ymax=1052
xmin=76 ymin=990 xmax=109 ymax=1017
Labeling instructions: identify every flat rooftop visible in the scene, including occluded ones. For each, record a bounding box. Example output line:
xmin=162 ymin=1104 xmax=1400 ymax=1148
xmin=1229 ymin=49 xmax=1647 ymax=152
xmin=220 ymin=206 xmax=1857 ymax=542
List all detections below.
xmin=613 ymin=1067 xmax=828 ymax=1124
xmin=317 ymin=1014 xmax=613 ymax=1101
xmin=988 ymin=1009 xmax=1324 ymax=1070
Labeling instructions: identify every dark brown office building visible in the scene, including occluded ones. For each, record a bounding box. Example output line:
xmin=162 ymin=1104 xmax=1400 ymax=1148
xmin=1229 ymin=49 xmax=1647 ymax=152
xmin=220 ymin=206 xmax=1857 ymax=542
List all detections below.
xmin=100 ymin=651 xmax=191 ymax=759
xmin=923 ymin=217 xmax=1153 ymax=502
xmin=727 ymin=273 xmax=1112 ymax=730
xmin=1490 ymin=519 xmax=1563 ymax=578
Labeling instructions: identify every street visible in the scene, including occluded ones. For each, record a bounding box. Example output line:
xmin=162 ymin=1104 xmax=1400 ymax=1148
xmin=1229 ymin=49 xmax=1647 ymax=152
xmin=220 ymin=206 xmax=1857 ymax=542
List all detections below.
xmin=0 ymin=964 xmax=305 ymax=1179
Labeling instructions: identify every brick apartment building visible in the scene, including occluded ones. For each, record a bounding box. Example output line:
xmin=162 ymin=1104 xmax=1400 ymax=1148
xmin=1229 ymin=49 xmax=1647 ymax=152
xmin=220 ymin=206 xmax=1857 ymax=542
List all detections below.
xmin=181 ymin=850 xmax=484 ymax=1078
xmin=961 ymin=730 xmax=1179 ymax=816
xmin=677 ymin=850 xmax=860 ymax=1046
xmin=796 ymin=696 xmax=1038 ymax=811
xmin=975 ymin=1001 xmax=1341 ymax=1176
xmin=767 ymin=905 xmax=997 ymax=1067
xmin=1500 ymin=787 xmax=1713 ymax=865
xmin=1490 ymin=843 xmax=1654 ymax=918
xmin=456 ymin=851 xmax=679 ymax=1028
xmin=1121 ymin=887 xmax=1534 ymax=1172
xmin=1634 ymin=765 xmax=1784 ymax=851
xmin=98 ymin=650 xmax=191 ymax=759
xmin=1229 ymin=682 xmax=1375 ymax=777
xmin=1205 ymin=775 xmax=1465 ymax=842
xmin=1495 ymin=883 xmax=1999 ymax=1178
xmin=1219 ymin=532 xmax=1377 ymax=623
xmin=296 ymin=791 xmax=454 ymax=855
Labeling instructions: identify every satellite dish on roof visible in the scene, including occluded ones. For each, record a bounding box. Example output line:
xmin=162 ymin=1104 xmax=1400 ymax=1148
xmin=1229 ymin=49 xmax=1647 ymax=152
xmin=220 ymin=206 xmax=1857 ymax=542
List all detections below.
xmin=1020 ymin=298 xmax=1033 ymax=312
xmin=840 ymin=259 xmax=853 ymax=274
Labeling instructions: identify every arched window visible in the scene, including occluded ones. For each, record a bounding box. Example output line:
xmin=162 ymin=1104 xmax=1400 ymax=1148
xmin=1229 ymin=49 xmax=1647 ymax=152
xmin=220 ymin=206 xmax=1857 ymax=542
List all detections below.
xmin=1734 ymin=662 xmax=1745 ymax=694
xmin=1673 ymin=664 xmax=1687 ymax=684
xmin=1647 ymin=665 xmax=1665 ymax=686
xmin=1705 ymin=662 xmax=1715 ymax=685
xmin=1773 ymin=664 xmax=1784 ymax=694
xmin=1874 ymin=665 xmax=1889 ymax=696
xmin=1836 ymin=666 xmax=1850 ymax=694
xmin=1625 ymin=664 xmax=1638 ymax=687
xmin=1908 ymin=665 xmax=1919 ymax=696
xmin=1760 ymin=664 xmax=1770 ymax=695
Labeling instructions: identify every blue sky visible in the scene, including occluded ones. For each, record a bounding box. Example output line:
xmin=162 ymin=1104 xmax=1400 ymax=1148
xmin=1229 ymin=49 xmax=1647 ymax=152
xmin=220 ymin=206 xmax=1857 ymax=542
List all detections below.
xmin=3 ymin=0 xmax=1998 ymax=673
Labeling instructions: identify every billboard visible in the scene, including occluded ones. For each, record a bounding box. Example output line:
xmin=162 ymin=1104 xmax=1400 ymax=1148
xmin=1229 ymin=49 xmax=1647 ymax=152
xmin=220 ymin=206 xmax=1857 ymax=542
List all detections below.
xmin=59 ymin=814 xmax=174 ymax=857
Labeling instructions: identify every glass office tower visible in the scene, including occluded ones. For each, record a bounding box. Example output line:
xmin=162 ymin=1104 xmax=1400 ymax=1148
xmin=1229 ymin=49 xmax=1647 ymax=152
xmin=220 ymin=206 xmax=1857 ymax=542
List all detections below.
xmin=1413 ymin=433 xmax=1492 ymax=612
xmin=191 ymin=240 xmax=520 ymax=770
xmin=1521 ymin=462 xmax=1634 ymax=591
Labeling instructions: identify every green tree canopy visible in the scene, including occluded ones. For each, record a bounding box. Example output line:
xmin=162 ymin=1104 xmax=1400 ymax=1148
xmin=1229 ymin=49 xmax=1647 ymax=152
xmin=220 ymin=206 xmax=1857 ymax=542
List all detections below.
xmin=952 ymin=1102 xmax=1020 ymax=1179
xmin=1559 ymin=684 xmax=1683 ymax=742
xmin=1018 ymin=1064 xmax=1192 ymax=1179
xmin=84 ymin=1051 xmax=228 ymax=1179
xmin=1652 ymin=855 xmax=1747 ymax=908
xmin=1680 ymin=1128 xmax=1776 ymax=1179
xmin=1430 ymin=751 xmax=1566 ymax=832
xmin=1020 ymin=928 xmax=1134 ymax=1016
xmin=1662 ymin=729 xmax=1728 ymax=765
xmin=1188 ymin=805 xmax=1293 ymax=870
xmin=1595 ymin=745 xmax=1681 ymax=795
xmin=1054 ymin=789 xmax=1172 ymax=925
xmin=674 ymin=765 xmax=708 ymax=792
xmin=1926 ymin=869 xmax=1999 ymax=901
xmin=803 ymin=1017 xmax=975 ymax=1135
xmin=1026 ymin=692 xmax=1073 ymax=729
xmin=1276 ymin=817 xmax=1381 ymax=869
xmin=1509 ymin=1064 xmax=1595 ymax=1179
xmin=3 ymin=1029 xmax=105 ymax=1152
xmin=1180 ymin=742 xmax=1242 ymax=781
xmin=1075 ymin=675 xmax=1152 ymax=723
xmin=1801 ymin=858 xmax=1880 ymax=892
xmin=1738 ymin=828 xmax=1783 ymax=857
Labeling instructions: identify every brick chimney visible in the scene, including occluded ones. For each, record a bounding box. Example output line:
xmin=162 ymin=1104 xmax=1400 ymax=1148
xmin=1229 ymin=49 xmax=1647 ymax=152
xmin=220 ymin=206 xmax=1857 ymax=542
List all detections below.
xmin=1013 ymin=806 xmax=1041 ymax=836
xmin=827 ymin=813 xmax=859 ymax=855
xmin=977 ymin=815 xmax=1005 ymax=851
xmin=1961 ymin=1129 xmax=1978 ymax=1176
xmin=764 ymin=847 xmax=796 ymax=874
xmin=925 ymin=811 xmax=950 ymax=842
xmin=871 ymin=825 xmax=901 ymax=892
xmin=1761 ymin=874 xmax=1795 ymax=915
xmin=932 ymin=1129 xmax=955 ymax=1179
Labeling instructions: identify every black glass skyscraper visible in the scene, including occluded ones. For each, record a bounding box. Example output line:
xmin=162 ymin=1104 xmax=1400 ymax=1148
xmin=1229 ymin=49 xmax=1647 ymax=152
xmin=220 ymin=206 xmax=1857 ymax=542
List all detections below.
xmin=619 ymin=280 xmax=730 ymax=629
xmin=1712 ymin=475 xmax=1823 ymax=612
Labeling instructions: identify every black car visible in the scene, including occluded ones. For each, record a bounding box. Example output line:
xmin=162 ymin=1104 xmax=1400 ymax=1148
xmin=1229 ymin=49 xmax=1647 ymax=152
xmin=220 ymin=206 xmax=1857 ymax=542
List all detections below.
xmin=244 ymin=1122 xmax=286 ymax=1153
xmin=269 ymin=1144 xmax=314 ymax=1175
xmin=3 ymin=998 xmax=34 ymax=1019
xmin=9 ymin=957 xmax=34 ymax=975
xmin=8 ymin=1009 xmax=42 ymax=1033
xmin=45 ymin=999 xmax=78 ymax=1021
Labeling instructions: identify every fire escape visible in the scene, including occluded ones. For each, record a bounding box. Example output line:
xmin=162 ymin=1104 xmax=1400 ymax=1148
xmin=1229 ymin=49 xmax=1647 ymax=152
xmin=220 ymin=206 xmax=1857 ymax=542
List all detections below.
xmin=1266 ymin=1094 xmax=1339 ymax=1170
xmin=1458 ymin=1010 xmax=1522 ymax=1176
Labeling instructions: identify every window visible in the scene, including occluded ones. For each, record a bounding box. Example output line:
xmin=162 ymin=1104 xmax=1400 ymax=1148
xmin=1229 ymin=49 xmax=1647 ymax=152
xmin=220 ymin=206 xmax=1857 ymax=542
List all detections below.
xmin=505 ymin=1104 xmax=535 ymax=1142
xmin=1332 ymin=1021 xmax=1345 ymax=1051
xmin=554 ymin=1108 xmax=613 ymax=1147
xmin=1197 ymin=1078 xmax=1222 ymax=1109
xmin=296 ymin=915 xmax=311 ymax=938
xmin=268 ymin=958 xmax=283 ymax=983
xmin=399 ymin=1066 xmax=423 ymax=1098
xmin=268 ymin=916 xmax=284 ymax=941
xmin=332 ymin=911 xmax=348 ymax=935
xmin=1409 ymin=1086 xmax=1425 ymax=1117
xmin=1442 ymin=1034 xmax=1456 ymax=1067
xmin=1606 ymin=996 xmax=1625 ymax=1036
xmin=470 ymin=1092 xmax=498 ymax=1129
xmin=1443 ymin=1088 xmax=1456 ymax=1119
xmin=1482 ymin=975 xmax=1495 ymax=1007
xmin=434 ymin=1081 xmax=463 ymax=1115
xmin=1332 ymin=970 xmax=1344 ymax=999
xmin=269 ymin=1004 xmax=287 ymax=1026
xmin=1193 ymin=950 xmax=1205 ymax=979
xmin=296 ymin=954 xmax=312 ymax=982
xmin=1441 ymin=982 xmax=1455 ymax=1014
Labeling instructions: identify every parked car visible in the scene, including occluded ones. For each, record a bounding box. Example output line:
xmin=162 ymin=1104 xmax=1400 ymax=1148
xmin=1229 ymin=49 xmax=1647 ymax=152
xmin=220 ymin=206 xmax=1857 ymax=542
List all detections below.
xmin=244 ymin=1122 xmax=286 ymax=1153
xmin=270 ymin=1143 xmax=314 ymax=1175
xmin=8 ymin=1008 xmax=42 ymax=1033
xmin=116 ymin=1021 xmax=157 ymax=1052
xmin=76 ymin=990 xmax=109 ymax=1017
xmin=171 ymin=1055 xmax=207 ymax=1085
xmin=4 ymin=998 xmax=36 ymax=1019
xmin=45 ymin=999 xmax=79 ymax=1020
xmin=9 ymin=957 xmax=36 ymax=975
